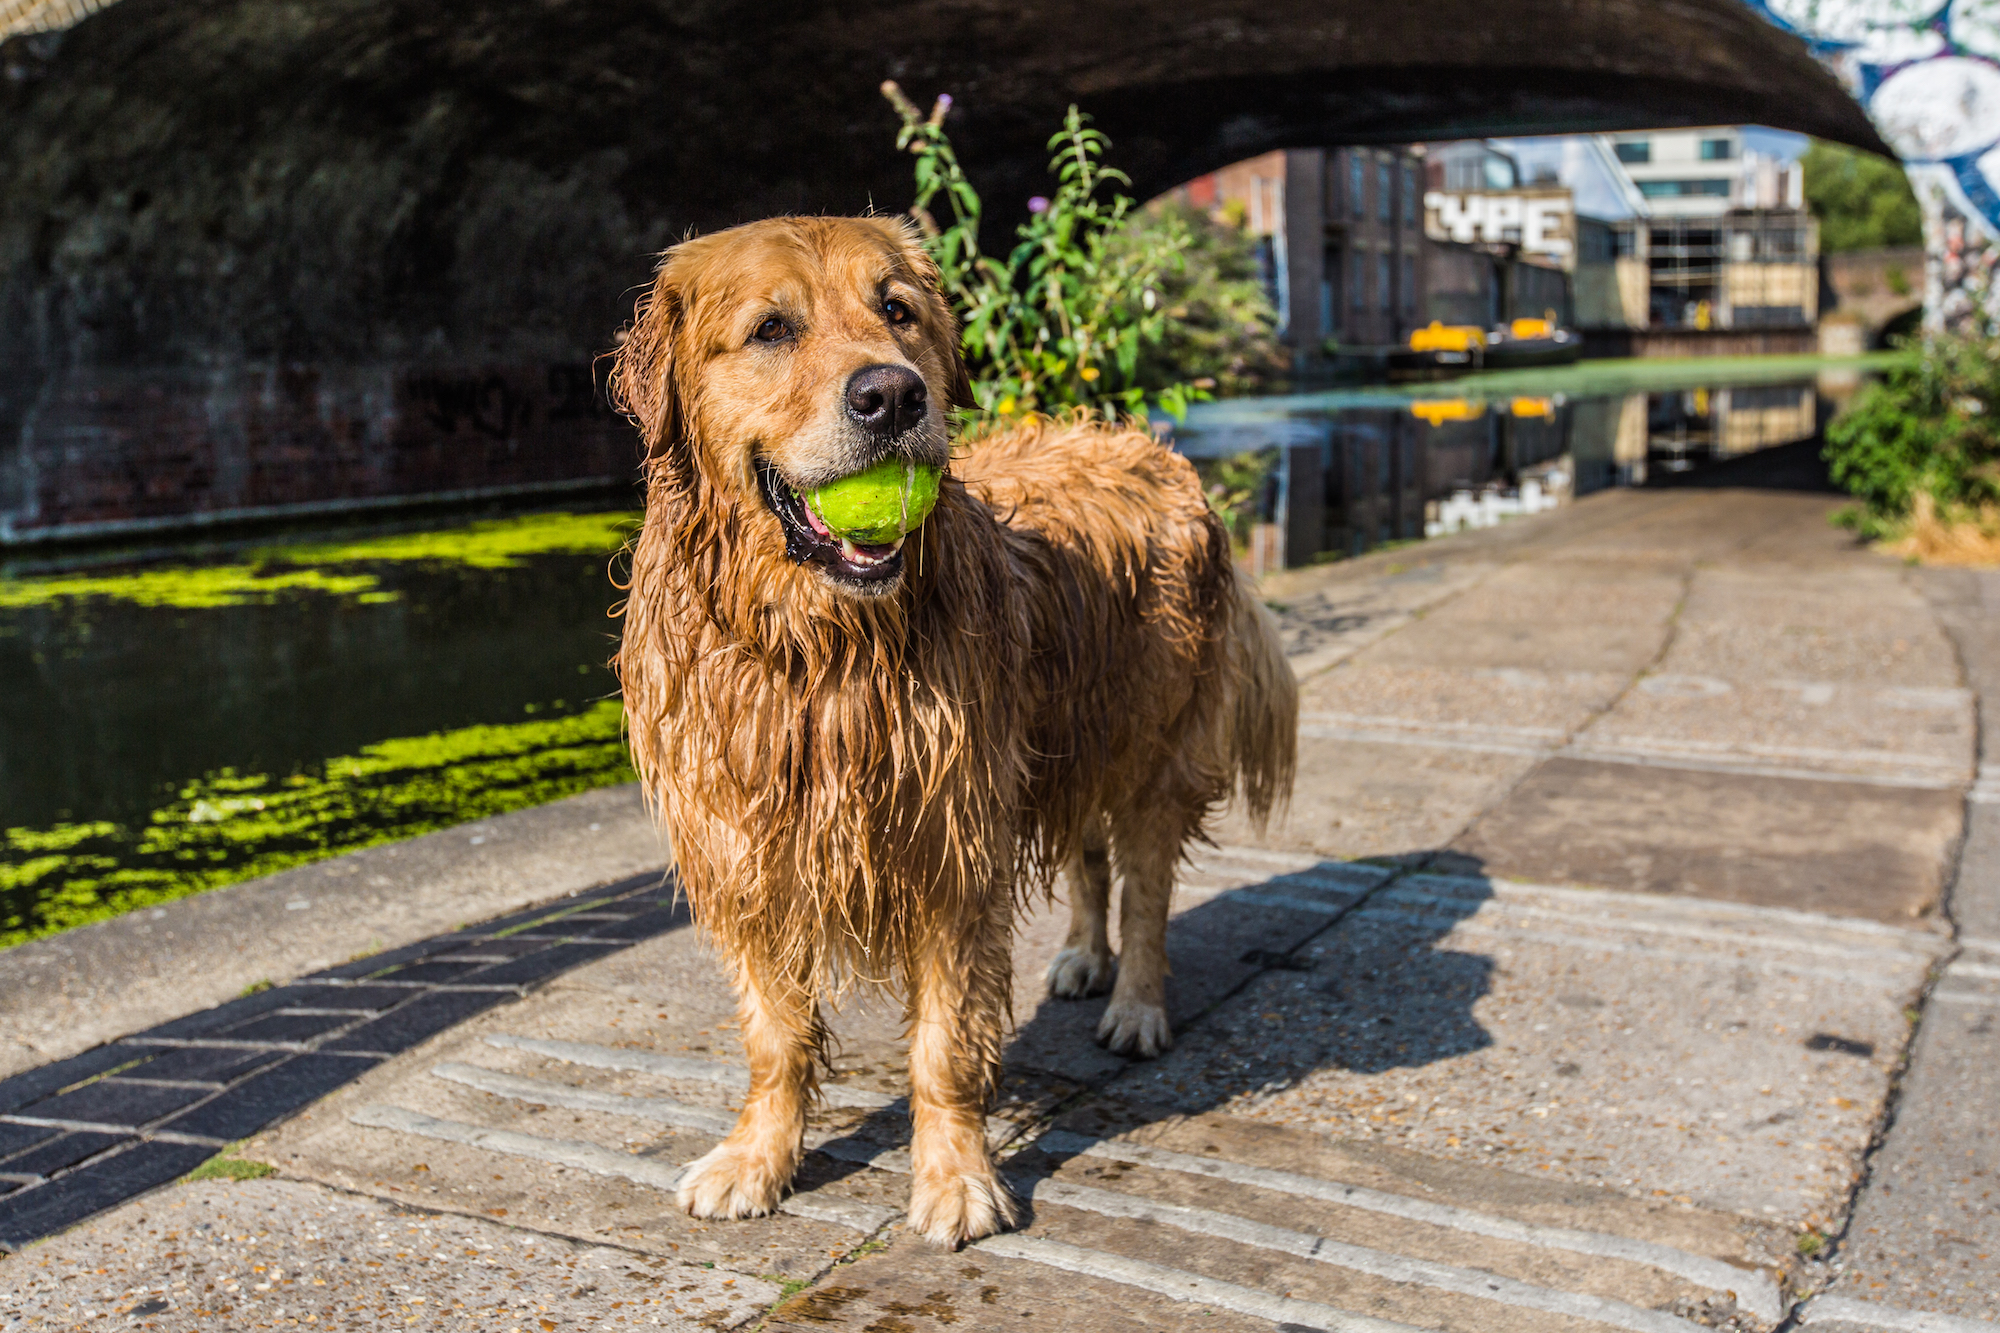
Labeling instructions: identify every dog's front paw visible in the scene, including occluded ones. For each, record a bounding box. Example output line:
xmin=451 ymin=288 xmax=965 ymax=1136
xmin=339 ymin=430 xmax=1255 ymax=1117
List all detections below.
xmin=1096 ymin=998 xmax=1173 ymax=1058
xmin=1046 ymin=946 xmax=1116 ymax=999
xmin=676 ymin=1140 xmax=790 ymax=1220
xmin=907 ymin=1165 xmax=1019 ymax=1249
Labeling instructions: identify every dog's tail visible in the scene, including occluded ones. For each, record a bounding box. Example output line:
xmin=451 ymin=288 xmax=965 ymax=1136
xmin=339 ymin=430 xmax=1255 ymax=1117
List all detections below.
xmin=1222 ymin=570 xmax=1298 ymax=830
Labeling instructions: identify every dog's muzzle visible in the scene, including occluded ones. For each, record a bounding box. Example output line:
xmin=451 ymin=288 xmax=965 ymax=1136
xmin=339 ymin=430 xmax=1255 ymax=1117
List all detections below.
xmin=758 ymin=459 xmax=909 ymax=588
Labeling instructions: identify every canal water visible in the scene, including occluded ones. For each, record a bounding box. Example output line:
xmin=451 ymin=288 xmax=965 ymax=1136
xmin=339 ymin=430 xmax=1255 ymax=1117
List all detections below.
xmin=0 ymin=355 xmax=1885 ymax=947
xmin=0 ymin=513 xmax=638 ymax=947
xmin=1168 ymin=353 xmax=1878 ymax=571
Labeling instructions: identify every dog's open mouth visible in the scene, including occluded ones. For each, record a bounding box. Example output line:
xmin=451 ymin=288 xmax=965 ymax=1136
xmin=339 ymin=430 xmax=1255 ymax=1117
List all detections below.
xmin=757 ymin=459 xmax=907 ymax=584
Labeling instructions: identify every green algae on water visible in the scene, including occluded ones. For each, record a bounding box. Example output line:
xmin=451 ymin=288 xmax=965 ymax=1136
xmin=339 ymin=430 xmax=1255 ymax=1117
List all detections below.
xmin=0 ymin=510 xmax=638 ymax=611
xmin=0 ymin=698 xmax=635 ymax=948
xmin=263 ymin=510 xmax=639 ymax=569
xmin=0 ymin=566 xmax=385 ymax=611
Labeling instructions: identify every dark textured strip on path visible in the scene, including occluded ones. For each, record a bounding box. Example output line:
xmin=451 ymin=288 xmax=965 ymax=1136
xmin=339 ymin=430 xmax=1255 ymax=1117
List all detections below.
xmin=0 ymin=869 xmax=682 ymax=1250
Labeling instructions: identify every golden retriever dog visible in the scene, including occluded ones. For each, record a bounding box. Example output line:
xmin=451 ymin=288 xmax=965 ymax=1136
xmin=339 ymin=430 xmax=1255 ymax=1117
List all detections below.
xmin=609 ymin=215 xmax=1296 ymax=1246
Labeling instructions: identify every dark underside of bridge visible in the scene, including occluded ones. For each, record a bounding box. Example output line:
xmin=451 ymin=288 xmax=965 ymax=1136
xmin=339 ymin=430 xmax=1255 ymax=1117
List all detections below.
xmin=0 ymin=0 xmax=1887 ymax=539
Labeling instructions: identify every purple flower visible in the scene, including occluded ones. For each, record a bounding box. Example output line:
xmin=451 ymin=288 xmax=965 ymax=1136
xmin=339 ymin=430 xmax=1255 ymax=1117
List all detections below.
xmin=1028 ymin=196 xmax=1050 ymax=213
xmin=937 ymin=94 xmax=953 ymax=109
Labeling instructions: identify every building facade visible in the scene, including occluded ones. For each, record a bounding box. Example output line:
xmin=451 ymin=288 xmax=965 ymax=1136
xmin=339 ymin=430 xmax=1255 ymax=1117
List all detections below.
xmin=1419 ymin=142 xmax=1576 ymax=329
xmin=1176 ymin=144 xmax=1586 ymax=372
xmin=1174 ymin=146 xmax=1428 ymax=366
xmin=1577 ymin=128 xmax=1820 ymax=334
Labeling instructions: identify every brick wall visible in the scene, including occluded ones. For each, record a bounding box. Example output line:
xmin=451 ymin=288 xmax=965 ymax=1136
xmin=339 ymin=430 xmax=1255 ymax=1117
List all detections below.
xmin=0 ymin=363 xmax=638 ymax=541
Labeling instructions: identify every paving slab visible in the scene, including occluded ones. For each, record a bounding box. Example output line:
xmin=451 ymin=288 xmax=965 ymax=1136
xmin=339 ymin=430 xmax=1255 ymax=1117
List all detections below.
xmin=1659 ymin=568 xmax=1959 ymax=690
xmin=1047 ymin=1099 xmax=1783 ymax=1286
xmin=2 ymin=1176 xmax=767 ymax=1329
xmin=1450 ymin=759 xmax=1962 ymax=922
xmin=1524 ymin=491 xmax=1840 ymax=566
xmin=1571 ymin=678 xmax=1972 ymax=789
xmin=1920 ymin=567 xmax=2000 ymax=758
xmin=1211 ymin=737 xmax=1541 ymax=863
xmin=1258 ymin=554 xmax=1501 ymax=681
xmin=0 ymin=783 xmax=663 ymax=1078
xmin=1299 ymin=664 xmax=1630 ymax=739
xmin=1798 ymin=564 xmax=2000 ymax=1331
xmin=1355 ymin=616 xmax=1677 ymax=678
xmin=1814 ymin=952 xmax=2000 ymax=1323
xmin=761 ymin=1233 xmax=1280 ymax=1333
xmin=1115 ymin=870 xmax=1944 ymax=1232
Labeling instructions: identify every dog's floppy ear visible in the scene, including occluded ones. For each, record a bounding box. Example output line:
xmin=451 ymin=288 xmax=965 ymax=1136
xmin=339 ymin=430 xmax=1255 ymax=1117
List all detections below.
xmin=940 ymin=316 xmax=976 ymax=413
xmin=887 ymin=217 xmax=977 ymax=413
xmin=609 ymin=268 xmax=684 ymax=449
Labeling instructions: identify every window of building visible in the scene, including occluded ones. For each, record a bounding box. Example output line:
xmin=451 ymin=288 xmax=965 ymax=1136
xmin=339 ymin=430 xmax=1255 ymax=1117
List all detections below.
xmin=1402 ymin=162 xmax=1417 ymax=226
xmin=1377 ymin=159 xmax=1393 ymax=222
xmin=1614 ymin=141 xmax=1650 ymax=164
xmin=1637 ymin=179 xmax=1732 ymax=198
xmin=1377 ymin=252 xmax=1391 ymax=312
xmin=1350 ymin=154 xmax=1366 ymax=219
xmin=1322 ymin=246 xmax=1341 ymax=336
xmin=1700 ymin=138 xmax=1735 ymax=161
xmin=1577 ymin=222 xmax=1611 ymax=264
xmin=1352 ymin=248 xmax=1367 ymax=309
xmin=1401 ymin=252 xmax=1416 ymax=313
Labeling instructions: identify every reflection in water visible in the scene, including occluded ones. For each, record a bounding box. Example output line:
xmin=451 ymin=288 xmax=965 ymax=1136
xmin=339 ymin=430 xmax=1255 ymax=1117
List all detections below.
xmin=1177 ymin=374 xmax=1830 ymax=565
xmin=0 ymin=513 xmax=635 ymax=946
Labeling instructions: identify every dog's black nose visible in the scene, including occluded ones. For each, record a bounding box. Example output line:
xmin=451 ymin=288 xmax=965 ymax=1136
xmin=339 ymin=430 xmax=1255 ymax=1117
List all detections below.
xmin=845 ymin=364 xmax=928 ymax=438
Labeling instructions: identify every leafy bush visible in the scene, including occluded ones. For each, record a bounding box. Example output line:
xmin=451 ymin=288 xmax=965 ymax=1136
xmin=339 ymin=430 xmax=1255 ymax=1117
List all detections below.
xmin=1824 ymin=332 xmax=2000 ymax=537
xmin=1802 ymin=140 xmax=1923 ymax=253
xmin=1114 ymin=198 xmax=1286 ymax=398
xmin=1194 ymin=449 xmax=1280 ymax=545
xmin=883 ymin=84 xmax=1277 ymax=421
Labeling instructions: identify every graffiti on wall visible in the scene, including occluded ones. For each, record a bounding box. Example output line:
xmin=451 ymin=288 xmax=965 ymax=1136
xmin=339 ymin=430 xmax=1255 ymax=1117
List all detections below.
xmin=1423 ymin=189 xmax=1577 ymax=265
xmin=1749 ymin=0 xmax=2000 ymax=327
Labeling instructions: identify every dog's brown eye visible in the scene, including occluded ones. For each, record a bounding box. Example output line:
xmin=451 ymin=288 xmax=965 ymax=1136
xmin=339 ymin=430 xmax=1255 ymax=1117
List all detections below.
xmin=883 ymin=299 xmax=913 ymax=325
xmin=752 ymin=316 xmax=790 ymax=343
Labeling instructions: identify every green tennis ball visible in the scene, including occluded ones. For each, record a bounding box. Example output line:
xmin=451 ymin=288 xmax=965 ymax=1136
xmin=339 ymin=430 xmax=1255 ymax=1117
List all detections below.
xmin=808 ymin=460 xmax=941 ymax=544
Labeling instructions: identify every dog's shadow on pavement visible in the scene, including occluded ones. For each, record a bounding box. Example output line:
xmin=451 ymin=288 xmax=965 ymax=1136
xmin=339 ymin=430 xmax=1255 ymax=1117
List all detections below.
xmin=791 ymin=853 xmax=1500 ymax=1213
xmin=1003 ymin=850 xmax=1500 ymax=1112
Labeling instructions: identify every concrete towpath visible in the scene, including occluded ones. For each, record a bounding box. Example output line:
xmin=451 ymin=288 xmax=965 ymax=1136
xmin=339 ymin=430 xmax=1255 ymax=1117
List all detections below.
xmin=5 ymin=444 xmax=1995 ymax=1332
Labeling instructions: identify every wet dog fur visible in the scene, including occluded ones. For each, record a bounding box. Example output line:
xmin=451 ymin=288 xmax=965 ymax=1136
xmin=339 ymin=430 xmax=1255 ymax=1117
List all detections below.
xmin=609 ymin=215 xmax=1296 ymax=1247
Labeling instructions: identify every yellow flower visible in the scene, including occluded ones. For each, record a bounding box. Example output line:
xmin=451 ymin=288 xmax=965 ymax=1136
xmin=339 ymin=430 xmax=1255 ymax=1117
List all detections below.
xmin=1080 ymin=366 xmax=1100 ymax=382
xmin=997 ymin=395 xmax=1017 ymax=414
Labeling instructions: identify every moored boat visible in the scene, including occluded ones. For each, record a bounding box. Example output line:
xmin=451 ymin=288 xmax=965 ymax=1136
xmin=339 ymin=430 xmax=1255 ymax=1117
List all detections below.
xmin=1387 ymin=321 xmax=1486 ymax=380
xmin=1481 ymin=314 xmax=1582 ymax=369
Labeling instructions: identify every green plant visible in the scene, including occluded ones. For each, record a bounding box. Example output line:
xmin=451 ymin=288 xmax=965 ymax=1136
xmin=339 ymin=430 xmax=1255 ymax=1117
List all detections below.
xmin=1824 ymin=331 xmax=2000 ymax=537
xmin=1802 ymin=140 xmax=1923 ymax=253
xmin=1195 ymin=449 xmax=1279 ymax=546
xmin=883 ymin=84 xmax=1209 ymax=423
xmin=1113 ymin=198 xmax=1284 ymax=397
xmin=187 ymin=1153 xmax=276 ymax=1183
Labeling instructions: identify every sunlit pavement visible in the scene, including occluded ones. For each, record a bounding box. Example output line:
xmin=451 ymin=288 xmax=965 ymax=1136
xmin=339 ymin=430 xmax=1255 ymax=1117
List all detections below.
xmin=7 ymin=451 xmax=1997 ymax=1331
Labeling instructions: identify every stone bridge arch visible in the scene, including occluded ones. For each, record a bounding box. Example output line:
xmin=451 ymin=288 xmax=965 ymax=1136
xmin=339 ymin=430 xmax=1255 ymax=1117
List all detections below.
xmin=0 ymin=0 xmax=1887 ymax=539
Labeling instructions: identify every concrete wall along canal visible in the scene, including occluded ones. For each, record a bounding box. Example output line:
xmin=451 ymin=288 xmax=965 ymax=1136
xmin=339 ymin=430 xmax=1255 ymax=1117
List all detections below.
xmin=0 ymin=363 xmax=635 ymax=543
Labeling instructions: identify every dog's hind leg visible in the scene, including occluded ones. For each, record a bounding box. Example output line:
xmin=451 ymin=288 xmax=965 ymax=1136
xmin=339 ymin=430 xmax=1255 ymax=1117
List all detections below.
xmin=1046 ymin=817 xmax=1115 ymax=999
xmin=1095 ymin=807 xmax=1188 ymax=1059
xmin=677 ymin=951 xmax=824 ymax=1221
xmin=905 ymin=887 xmax=1021 ymax=1247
